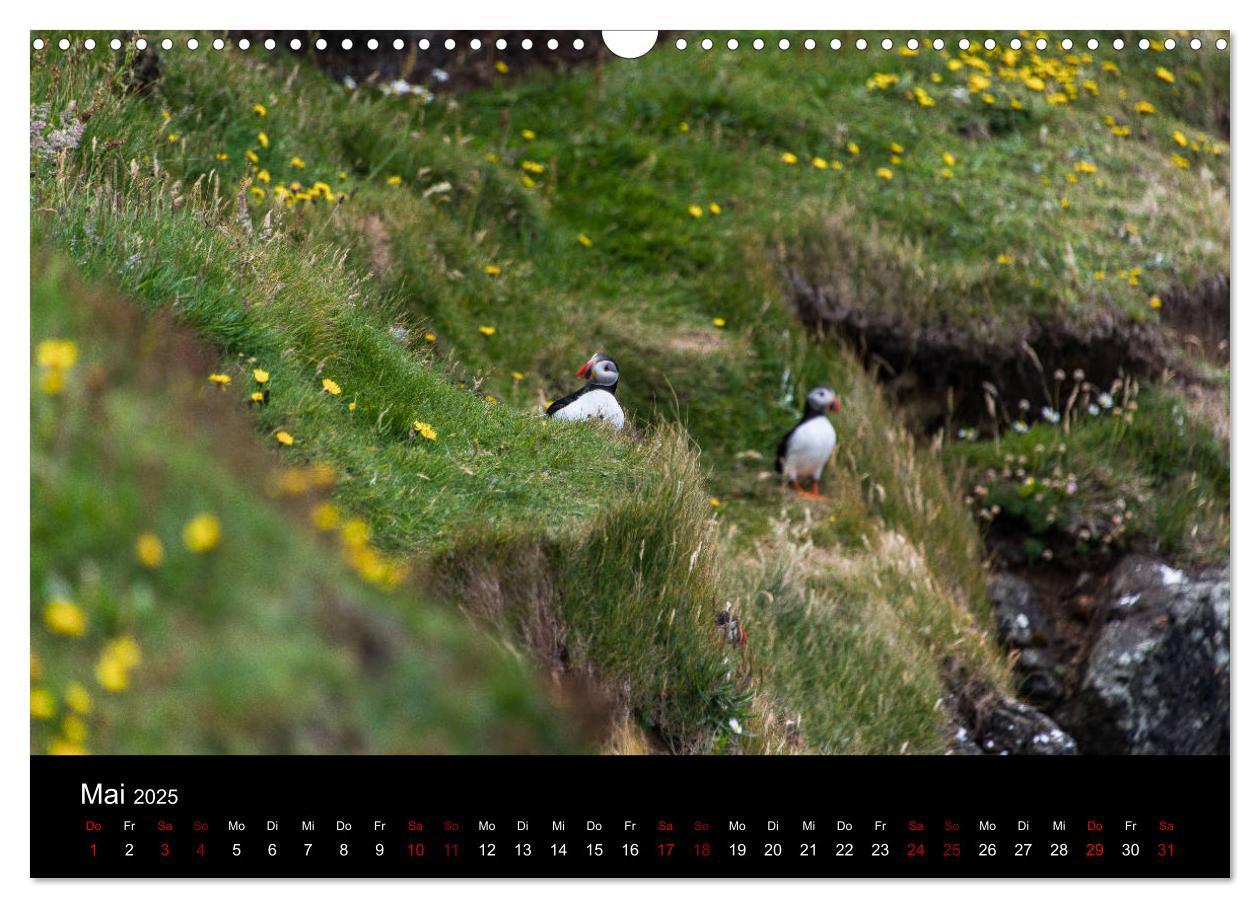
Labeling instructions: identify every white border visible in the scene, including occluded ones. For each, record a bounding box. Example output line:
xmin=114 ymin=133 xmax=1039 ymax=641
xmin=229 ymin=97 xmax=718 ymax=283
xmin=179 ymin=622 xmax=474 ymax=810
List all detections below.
xmin=6 ymin=1 xmax=1251 ymax=905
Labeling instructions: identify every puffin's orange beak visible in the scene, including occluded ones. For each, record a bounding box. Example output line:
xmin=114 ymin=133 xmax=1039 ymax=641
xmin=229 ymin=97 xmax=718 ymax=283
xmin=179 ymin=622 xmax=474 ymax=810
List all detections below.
xmin=831 ymin=399 xmax=841 ymax=412
xmin=576 ymin=360 xmax=593 ymax=378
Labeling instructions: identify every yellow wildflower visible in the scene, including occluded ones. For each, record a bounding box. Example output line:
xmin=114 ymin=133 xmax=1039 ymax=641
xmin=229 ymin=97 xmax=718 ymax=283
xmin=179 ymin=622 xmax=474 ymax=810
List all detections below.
xmin=60 ymin=715 xmax=88 ymax=744
xmin=478 ymin=325 xmax=496 ymax=336
xmin=1155 ymin=67 xmax=1175 ymax=84
xmin=245 ymin=149 xmax=260 ymax=164
xmin=65 ymin=682 xmax=92 ymax=715
xmin=258 ymin=132 xmax=269 ymax=149
xmin=253 ymin=103 xmax=267 ymax=117
xmin=1134 ymin=101 xmax=1155 ymax=115
xmin=996 ymin=254 xmax=1014 ymax=266
xmin=889 ymin=142 xmax=904 ymax=155
xmin=44 ymin=600 xmax=86 ymax=637
xmin=291 ymin=156 xmax=306 ymax=168
xmin=386 ymin=175 xmax=402 ymax=186
xmin=1075 ymin=161 xmax=1098 ymax=174
xmin=182 ymin=513 xmax=222 ymax=552
xmin=709 ymin=497 xmax=721 ymax=508
xmin=521 ymin=129 xmax=536 ymax=141
xmin=48 ymin=737 xmax=88 ymax=756
xmin=495 ymin=60 xmax=509 ymax=74
xmin=1172 ymin=130 xmax=1188 ymax=147
xmin=780 ymin=152 xmax=798 ymax=165
xmin=310 ymin=502 xmax=341 ymax=531
xmin=208 ymin=373 xmax=231 ymax=387
xmin=96 ymin=637 xmax=142 ymax=693
xmin=251 ymin=391 xmax=265 ymax=403
xmin=942 ymin=151 xmax=956 ymax=167
xmin=688 ymin=204 xmax=704 ymax=219
xmin=275 ymin=430 xmax=294 ymax=446
xmin=1149 ymin=295 xmax=1163 ymax=310
xmin=847 ymin=142 xmax=860 ymax=155
xmin=876 ymin=167 xmax=894 ymax=180
xmin=811 ymin=156 xmax=827 ymax=169
xmin=512 ymin=371 xmax=525 ymax=381
xmin=322 ymin=378 xmax=342 ymax=396
xmin=413 ymin=420 xmax=438 ymax=441
xmin=577 ymin=233 xmax=593 ymax=247
xmin=423 ymin=332 xmax=437 ymax=343
xmin=484 ymin=264 xmax=502 ymax=277
xmin=712 ymin=317 xmax=727 ymax=328
xmin=257 ymin=169 xmax=270 ymax=183
xmin=37 ymin=339 xmax=79 ymax=370
xmin=135 ymin=532 xmax=164 ymax=568
xmin=679 ymin=122 xmax=689 ymax=133
xmin=253 ymin=368 xmax=270 ymax=383
xmin=31 ymin=688 xmax=56 ymax=719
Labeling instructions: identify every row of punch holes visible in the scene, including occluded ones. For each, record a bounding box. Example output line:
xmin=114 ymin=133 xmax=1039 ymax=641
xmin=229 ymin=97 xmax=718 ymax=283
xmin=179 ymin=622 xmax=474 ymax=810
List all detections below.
xmin=33 ymin=34 xmax=1229 ymax=53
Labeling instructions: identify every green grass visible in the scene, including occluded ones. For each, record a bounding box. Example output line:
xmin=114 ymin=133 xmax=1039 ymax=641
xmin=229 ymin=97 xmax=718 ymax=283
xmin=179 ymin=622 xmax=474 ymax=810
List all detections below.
xmin=31 ymin=253 xmax=579 ymax=755
xmin=30 ymin=30 xmax=1228 ymax=754
xmin=945 ymin=381 xmax=1229 ymax=565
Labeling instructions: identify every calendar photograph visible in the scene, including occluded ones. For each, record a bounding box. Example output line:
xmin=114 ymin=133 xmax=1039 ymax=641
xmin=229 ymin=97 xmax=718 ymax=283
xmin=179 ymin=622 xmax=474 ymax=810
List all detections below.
xmin=30 ymin=29 xmax=1229 ymax=779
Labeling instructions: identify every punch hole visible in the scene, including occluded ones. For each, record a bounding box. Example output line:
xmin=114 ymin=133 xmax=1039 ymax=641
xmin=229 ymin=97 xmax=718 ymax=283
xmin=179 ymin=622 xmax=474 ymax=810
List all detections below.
xmin=187 ymin=38 xmax=198 ymax=50
xmin=932 ymin=38 xmax=944 ymax=50
xmin=471 ymin=38 xmax=482 ymax=50
xmin=778 ymin=38 xmax=790 ymax=50
xmin=1011 ymin=38 xmax=1022 ymax=50
xmin=701 ymin=38 xmax=713 ymax=51
xmin=1216 ymin=38 xmax=1227 ymax=50
xmin=136 ymin=38 xmax=148 ymax=50
xmin=162 ymin=38 xmax=172 ymax=50
xmin=1113 ymin=38 xmax=1125 ymax=50
xmin=675 ymin=38 xmax=687 ymax=50
xmin=32 ymin=37 xmax=44 ymax=50
xmin=881 ymin=38 xmax=892 ymax=50
xmin=444 ymin=38 xmax=455 ymax=50
xmin=804 ymin=38 xmax=816 ymax=50
xmin=1035 ymin=38 xmax=1047 ymax=50
xmin=290 ymin=38 xmax=302 ymax=51
xmin=1062 ymin=38 xmax=1073 ymax=50
xmin=58 ymin=37 xmax=70 ymax=50
xmin=85 ymin=38 xmax=96 ymax=50
xmin=831 ymin=38 xmax=841 ymax=51
xmin=111 ymin=38 xmax=122 ymax=50
xmin=1139 ymin=38 xmax=1150 ymax=50
xmin=1087 ymin=38 xmax=1098 ymax=50
xmin=984 ymin=38 xmax=995 ymax=50
xmin=264 ymin=38 xmax=275 ymax=50
xmin=727 ymin=38 xmax=739 ymax=51
xmin=367 ymin=38 xmax=378 ymax=51
xmin=855 ymin=38 xmax=867 ymax=51
xmin=602 ymin=31 xmax=657 ymax=59
xmin=547 ymin=38 xmax=558 ymax=50
xmin=958 ymin=38 xmax=970 ymax=50
xmin=754 ymin=38 xmax=765 ymax=50
xmin=315 ymin=38 xmax=327 ymax=50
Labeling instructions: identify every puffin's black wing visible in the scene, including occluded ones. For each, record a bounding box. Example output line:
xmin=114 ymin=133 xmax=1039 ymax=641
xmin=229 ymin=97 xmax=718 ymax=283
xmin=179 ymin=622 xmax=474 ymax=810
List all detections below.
xmin=774 ymin=426 xmax=794 ymax=473
xmin=546 ymin=384 xmax=593 ymax=416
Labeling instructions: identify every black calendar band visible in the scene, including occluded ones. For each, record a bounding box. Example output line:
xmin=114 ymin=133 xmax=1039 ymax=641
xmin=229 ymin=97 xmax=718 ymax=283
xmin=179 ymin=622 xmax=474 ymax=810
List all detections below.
xmin=31 ymin=754 xmax=1229 ymax=878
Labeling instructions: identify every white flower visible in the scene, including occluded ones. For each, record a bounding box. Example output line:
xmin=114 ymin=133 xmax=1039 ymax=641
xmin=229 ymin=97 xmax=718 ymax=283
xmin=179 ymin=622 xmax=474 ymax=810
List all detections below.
xmin=1088 ymin=403 xmax=1100 ymax=416
xmin=1012 ymin=420 xmax=1029 ymax=434
xmin=1097 ymin=392 xmax=1114 ymax=409
xmin=342 ymin=76 xmax=357 ymax=90
xmin=727 ymin=717 xmax=743 ymax=735
xmin=431 ymin=68 xmax=450 ymax=83
xmin=1040 ymin=406 xmax=1061 ymax=424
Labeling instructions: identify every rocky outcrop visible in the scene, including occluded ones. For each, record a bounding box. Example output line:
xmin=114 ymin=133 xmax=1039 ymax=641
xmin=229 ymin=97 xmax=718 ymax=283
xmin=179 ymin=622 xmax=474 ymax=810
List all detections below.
xmin=1057 ymin=557 xmax=1229 ymax=755
xmin=988 ymin=574 xmax=1064 ymax=707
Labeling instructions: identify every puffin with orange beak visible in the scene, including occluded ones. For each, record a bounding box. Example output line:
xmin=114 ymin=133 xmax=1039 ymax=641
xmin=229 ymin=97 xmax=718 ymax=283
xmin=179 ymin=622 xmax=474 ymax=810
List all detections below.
xmin=545 ymin=352 xmax=625 ymax=430
xmin=775 ymin=386 xmax=840 ymax=499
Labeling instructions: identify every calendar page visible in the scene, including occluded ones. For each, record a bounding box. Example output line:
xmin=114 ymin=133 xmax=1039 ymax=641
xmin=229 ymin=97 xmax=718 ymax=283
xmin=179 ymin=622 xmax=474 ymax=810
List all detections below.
xmin=27 ymin=27 xmax=1230 ymax=880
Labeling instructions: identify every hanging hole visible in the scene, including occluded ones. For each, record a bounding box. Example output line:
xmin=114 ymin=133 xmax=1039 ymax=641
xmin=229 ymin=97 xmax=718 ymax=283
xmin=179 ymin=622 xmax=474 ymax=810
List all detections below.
xmin=32 ymin=38 xmax=44 ymax=50
xmin=727 ymin=38 xmax=739 ymax=51
xmin=367 ymin=38 xmax=378 ymax=51
xmin=675 ymin=38 xmax=687 ymax=50
xmin=84 ymin=38 xmax=96 ymax=50
xmin=315 ymin=38 xmax=327 ymax=50
xmin=1035 ymin=38 xmax=1047 ymax=50
xmin=984 ymin=38 xmax=995 ymax=50
xmin=701 ymin=38 xmax=713 ymax=51
xmin=958 ymin=38 xmax=970 ymax=50
xmin=779 ymin=38 xmax=790 ymax=50
xmin=830 ymin=38 xmax=841 ymax=50
xmin=573 ymin=38 xmax=584 ymax=50
xmin=187 ymin=38 xmax=198 ymax=50
xmin=881 ymin=38 xmax=892 ymax=50
xmin=471 ymin=38 xmax=482 ymax=50
xmin=393 ymin=38 xmax=404 ymax=50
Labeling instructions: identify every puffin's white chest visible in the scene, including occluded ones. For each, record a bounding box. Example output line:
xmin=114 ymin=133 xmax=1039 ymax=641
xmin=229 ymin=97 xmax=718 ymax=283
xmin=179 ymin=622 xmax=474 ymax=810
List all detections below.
xmin=552 ymin=388 xmax=625 ymax=430
xmin=783 ymin=416 xmax=837 ymax=480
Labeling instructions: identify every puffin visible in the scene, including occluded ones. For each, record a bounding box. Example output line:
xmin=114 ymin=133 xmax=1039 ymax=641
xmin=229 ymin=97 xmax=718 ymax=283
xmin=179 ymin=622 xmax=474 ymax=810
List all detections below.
xmin=775 ymin=386 xmax=840 ymax=499
xmin=545 ymin=352 xmax=625 ymax=429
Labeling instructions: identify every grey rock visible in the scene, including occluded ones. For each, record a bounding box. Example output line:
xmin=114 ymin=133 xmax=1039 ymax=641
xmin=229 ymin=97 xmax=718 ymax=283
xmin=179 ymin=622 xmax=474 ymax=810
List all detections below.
xmin=989 ymin=573 xmax=1053 ymax=648
xmin=1058 ymin=555 xmax=1229 ymax=755
xmin=1016 ymin=646 xmax=1066 ymax=706
xmin=967 ymin=697 xmax=1079 ymax=756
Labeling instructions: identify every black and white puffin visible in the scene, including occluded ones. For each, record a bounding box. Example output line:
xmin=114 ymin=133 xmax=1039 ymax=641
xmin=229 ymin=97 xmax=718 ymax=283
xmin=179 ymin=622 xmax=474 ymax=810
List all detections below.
xmin=545 ymin=352 xmax=625 ymax=430
xmin=775 ymin=386 xmax=840 ymax=499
